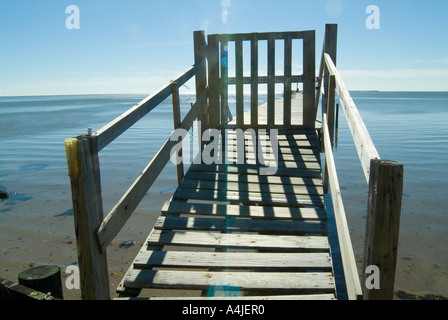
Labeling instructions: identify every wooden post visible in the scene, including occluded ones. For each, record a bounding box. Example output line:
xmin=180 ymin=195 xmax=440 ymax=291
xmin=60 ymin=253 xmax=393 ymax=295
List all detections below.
xmin=322 ymin=24 xmax=337 ymax=127
xmin=250 ymin=33 xmax=258 ymax=128
xmin=65 ymin=135 xmax=110 ymax=300
xmin=302 ymin=30 xmax=315 ymax=128
xmin=284 ymin=35 xmax=292 ymax=127
xmin=323 ymin=74 xmax=335 ymax=194
xmin=267 ymin=33 xmax=275 ymax=127
xmin=207 ymin=34 xmax=220 ymax=129
xmin=18 ymin=265 xmax=63 ymax=299
xmin=194 ymin=30 xmax=208 ymax=134
xmin=220 ymin=35 xmax=229 ymax=128
xmin=363 ymin=159 xmax=404 ymax=300
xmin=171 ymin=82 xmax=184 ymax=184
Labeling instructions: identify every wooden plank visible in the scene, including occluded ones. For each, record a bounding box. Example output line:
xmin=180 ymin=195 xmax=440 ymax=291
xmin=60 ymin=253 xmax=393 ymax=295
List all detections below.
xmin=302 ymin=30 xmax=316 ymax=129
xmin=148 ymin=230 xmax=330 ymax=251
xmin=220 ymin=35 xmax=229 ymax=127
xmin=194 ymin=31 xmax=208 ymax=133
xmin=171 ymin=82 xmax=184 ymax=185
xmin=161 ymin=200 xmax=327 ymax=220
xmin=207 ymin=34 xmax=220 ymax=128
xmin=133 ymin=251 xmax=332 ymax=270
xmin=180 ymin=178 xmax=323 ymax=196
xmin=115 ymin=294 xmax=336 ymax=300
xmin=284 ymin=35 xmax=292 ymax=126
xmin=154 ymin=215 xmax=327 ymax=235
xmin=227 ymin=75 xmax=303 ymax=85
xmin=96 ymin=88 xmax=207 ymax=250
xmin=212 ymin=31 xmax=307 ymax=42
xmin=124 ymin=270 xmax=335 ymax=292
xmin=235 ymin=34 xmax=244 ymax=128
xmin=324 ymin=53 xmax=380 ymax=181
xmin=363 ymin=159 xmax=403 ymax=300
xmin=251 ymin=33 xmax=258 ymax=128
xmin=94 ymin=60 xmax=204 ymax=151
xmin=183 ymin=171 xmax=322 ymax=187
xmin=187 ymin=163 xmax=322 ymax=179
xmin=322 ymin=114 xmax=363 ymax=300
xmin=173 ymin=187 xmax=325 ymax=207
xmin=267 ymin=33 xmax=275 ymax=126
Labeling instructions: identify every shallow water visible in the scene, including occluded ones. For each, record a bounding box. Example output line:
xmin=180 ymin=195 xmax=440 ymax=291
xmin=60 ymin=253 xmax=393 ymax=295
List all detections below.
xmin=0 ymin=92 xmax=447 ymax=297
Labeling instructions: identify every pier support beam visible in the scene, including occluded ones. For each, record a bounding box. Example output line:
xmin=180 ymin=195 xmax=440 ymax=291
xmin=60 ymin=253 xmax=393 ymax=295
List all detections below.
xmin=65 ymin=135 xmax=110 ymax=300
xmin=363 ymin=159 xmax=403 ymax=300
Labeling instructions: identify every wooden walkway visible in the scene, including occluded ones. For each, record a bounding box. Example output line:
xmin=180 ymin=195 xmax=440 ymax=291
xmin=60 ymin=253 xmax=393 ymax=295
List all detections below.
xmin=116 ymin=94 xmax=336 ymax=300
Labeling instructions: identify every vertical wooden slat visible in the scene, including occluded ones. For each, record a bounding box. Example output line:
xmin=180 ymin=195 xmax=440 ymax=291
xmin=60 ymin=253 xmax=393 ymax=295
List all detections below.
xmin=322 ymin=24 xmax=338 ymax=126
xmin=302 ymin=30 xmax=315 ymax=129
xmin=235 ymin=34 xmax=244 ymax=128
xmin=220 ymin=35 xmax=229 ymax=128
xmin=267 ymin=33 xmax=275 ymax=126
xmin=363 ymin=159 xmax=404 ymax=300
xmin=194 ymin=31 xmax=208 ymax=133
xmin=323 ymin=74 xmax=336 ymax=194
xmin=67 ymin=135 xmax=110 ymax=300
xmin=207 ymin=34 xmax=220 ymax=129
xmin=171 ymin=82 xmax=184 ymax=185
xmin=284 ymin=36 xmax=292 ymax=127
xmin=250 ymin=33 xmax=258 ymax=128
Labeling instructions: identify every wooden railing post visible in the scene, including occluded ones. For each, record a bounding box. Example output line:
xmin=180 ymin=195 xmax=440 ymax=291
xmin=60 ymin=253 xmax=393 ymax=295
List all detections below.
xmin=363 ymin=159 xmax=404 ymax=300
xmin=171 ymin=82 xmax=184 ymax=185
xmin=64 ymin=135 xmax=110 ymax=300
xmin=207 ymin=34 xmax=220 ymax=129
xmin=322 ymin=24 xmax=337 ymax=126
xmin=194 ymin=30 xmax=208 ymax=134
xmin=323 ymin=74 xmax=336 ymax=194
xmin=302 ymin=30 xmax=315 ymax=129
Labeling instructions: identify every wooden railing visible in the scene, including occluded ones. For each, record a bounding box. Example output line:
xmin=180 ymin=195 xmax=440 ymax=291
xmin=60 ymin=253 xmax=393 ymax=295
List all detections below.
xmin=319 ymin=25 xmax=404 ymax=300
xmin=64 ymin=31 xmax=208 ymax=300
xmin=207 ymin=31 xmax=316 ymax=129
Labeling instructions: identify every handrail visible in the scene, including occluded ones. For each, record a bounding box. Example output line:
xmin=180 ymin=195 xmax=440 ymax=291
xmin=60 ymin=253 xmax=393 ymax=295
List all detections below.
xmin=94 ymin=59 xmax=205 ymax=152
xmin=96 ymin=86 xmax=208 ymax=251
xmin=320 ymin=51 xmax=403 ymax=300
xmin=324 ymin=53 xmax=380 ymax=182
xmin=322 ymin=112 xmax=363 ymax=300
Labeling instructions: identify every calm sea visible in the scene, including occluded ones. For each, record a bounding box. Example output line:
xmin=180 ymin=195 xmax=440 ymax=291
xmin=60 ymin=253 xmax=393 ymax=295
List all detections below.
xmin=0 ymin=91 xmax=447 ymax=297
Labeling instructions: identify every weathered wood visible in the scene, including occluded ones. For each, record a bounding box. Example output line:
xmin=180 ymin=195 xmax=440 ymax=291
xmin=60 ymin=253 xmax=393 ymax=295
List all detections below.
xmin=94 ymin=60 xmax=204 ymax=151
xmin=148 ymin=230 xmax=330 ymax=251
xmin=363 ymin=159 xmax=403 ymax=300
xmin=96 ymin=88 xmax=207 ymax=250
xmin=161 ymin=200 xmax=327 ymax=220
xmin=115 ymin=294 xmax=336 ymax=300
xmin=323 ymin=74 xmax=336 ymax=194
xmin=183 ymin=171 xmax=322 ymax=187
xmin=302 ymin=30 xmax=316 ymax=129
xmin=171 ymin=82 xmax=184 ymax=185
xmin=0 ymin=277 xmax=59 ymax=300
xmin=18 ymin=265 xmax=63 ymax=300
xmin=235 ymin=34 xmax=244 ymax=128
xmin=322 ymin=114 xmax=363 ymax=300
xmin=124 ymin=270 xmax=335 ymax=292
xmin=180 ymin=177 xmax=323 ymax=195
xmin=194 ymin=30 xmax=208 ymax=133
xmin=155 ymin=214 xmax=326 ymax=235
xmin=324 ymin=53 xmax=380 ymax=181
xmin=173 ymin=187 xmax=324 ymax=207
xmin=251 ymin=33 xmax=258 ymax=128
xmin=284 ymin=35 xmax=292 ymax=126
xmin=220 ymin=35 xmax=229 ymax=127
xmin=267 ymin=33 xmax=275 ymax=127
xmin=134 ymin=251 xmax=331 ymax=270
xmin=207 ymin=34 xmax=220 ymax=128
xmin=67 ymin=135 xmax=110 ymax=300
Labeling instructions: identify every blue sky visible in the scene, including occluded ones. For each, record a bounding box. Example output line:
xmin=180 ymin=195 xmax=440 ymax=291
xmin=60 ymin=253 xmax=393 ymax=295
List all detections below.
xmin=0 ymin=0 xmax=447 ymax=96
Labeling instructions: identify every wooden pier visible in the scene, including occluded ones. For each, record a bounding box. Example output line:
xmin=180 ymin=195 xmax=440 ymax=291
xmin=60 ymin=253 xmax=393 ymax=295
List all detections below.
xmin=64 ymin=25 xmax=403 ymax=300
